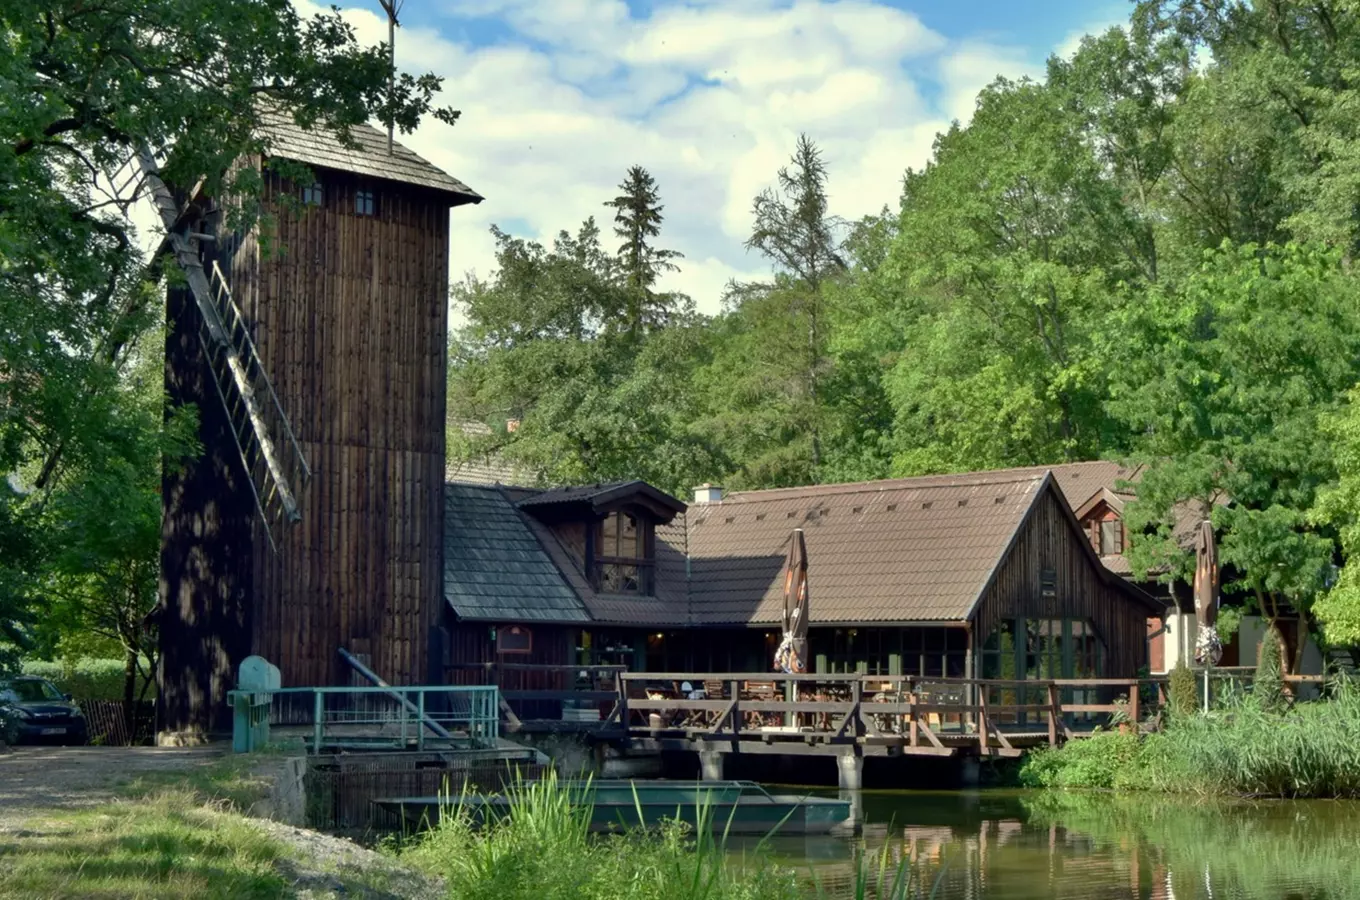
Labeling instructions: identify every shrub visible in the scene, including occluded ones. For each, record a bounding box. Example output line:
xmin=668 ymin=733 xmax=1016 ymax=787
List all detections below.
xmin=20 ymin=657 xmax=156 ymax=701
xmin=1254 ymin=624 xmax=1286 ymax=712
xmin=1020 ymin=676 xmax=1360 ymax=798
xmin=1169 ymin=663 xmax=1198 ymax=718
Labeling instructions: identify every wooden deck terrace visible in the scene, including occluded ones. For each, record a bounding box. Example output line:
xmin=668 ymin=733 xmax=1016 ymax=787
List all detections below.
xmin=448 ymin=664 xmax=1170 ymax=760
xmin=612 ymin=672 xmax=1166 ymax=760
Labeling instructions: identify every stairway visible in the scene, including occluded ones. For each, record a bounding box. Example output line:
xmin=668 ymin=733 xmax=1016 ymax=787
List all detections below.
xmin=135 ymin=146 xmax=309 ymax=549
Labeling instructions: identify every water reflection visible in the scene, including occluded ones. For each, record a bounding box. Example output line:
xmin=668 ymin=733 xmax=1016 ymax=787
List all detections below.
xmin=731 ymin=789 xmax=1360 ymax=899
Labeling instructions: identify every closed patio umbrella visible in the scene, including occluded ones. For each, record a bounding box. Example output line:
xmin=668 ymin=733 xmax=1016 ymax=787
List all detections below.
xmin=775 ymin=528 xmax=810 ymax=674
xmin=1193 ymin=519 xmax=1222 ymax=666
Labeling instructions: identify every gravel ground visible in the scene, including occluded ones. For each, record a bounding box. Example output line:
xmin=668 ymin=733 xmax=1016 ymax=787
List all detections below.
xmin=0 ymin=744 xmax=228 ymax=829
xmin=0 ymin=745 xmax=446 ymax=899
xmin=253 ymin=819 xmax=447 ymax=900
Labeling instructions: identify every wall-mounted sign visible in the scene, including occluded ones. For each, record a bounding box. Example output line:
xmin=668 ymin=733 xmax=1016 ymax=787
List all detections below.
xmin=1040 ymin=567 xmax=1058 ymax=601
xmin=497 ymin=625 xmax=533 ymax=655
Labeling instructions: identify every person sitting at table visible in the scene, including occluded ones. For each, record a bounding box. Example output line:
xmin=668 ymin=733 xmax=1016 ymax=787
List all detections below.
xmin=680 ymin=681 xmax=705 ymax=700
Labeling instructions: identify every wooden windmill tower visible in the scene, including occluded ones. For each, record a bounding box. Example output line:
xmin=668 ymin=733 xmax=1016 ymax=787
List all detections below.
xmin=150 ymin=99 xmax=481 ymax=738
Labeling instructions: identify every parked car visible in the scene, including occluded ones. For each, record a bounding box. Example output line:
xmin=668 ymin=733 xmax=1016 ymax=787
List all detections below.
xmin=0 ymin=676 xmax=88 ymax=746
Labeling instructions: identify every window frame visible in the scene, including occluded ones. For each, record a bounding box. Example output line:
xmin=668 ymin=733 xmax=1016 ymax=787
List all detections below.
xmin=590 ymin=510 xmax=656 ymax=596
xmin=355 ymin=188 xmax=377 ymax=217
xmin=302 ymin=182 xmax=324 ymax=207
xmin=496 ymin=625 xmax=533 ymax=655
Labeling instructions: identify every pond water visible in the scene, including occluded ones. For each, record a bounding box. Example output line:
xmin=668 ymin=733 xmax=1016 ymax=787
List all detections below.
xmin=730 ymin=789 xmax=1360 ymax=899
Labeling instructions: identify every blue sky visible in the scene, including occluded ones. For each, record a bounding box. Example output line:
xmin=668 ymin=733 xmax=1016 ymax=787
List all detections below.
xmin=297 ymin=0 xmax=1131 ymax=314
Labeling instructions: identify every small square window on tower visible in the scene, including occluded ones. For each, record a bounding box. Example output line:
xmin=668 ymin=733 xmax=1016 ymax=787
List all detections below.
xmin=355 ymin=189 xmax=376 ymax=216
xmin=302 ymin=183 xmax=323 ymax=207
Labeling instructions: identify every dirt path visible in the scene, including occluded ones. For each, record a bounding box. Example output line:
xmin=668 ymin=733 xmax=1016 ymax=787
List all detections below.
xmin=0 ymin=745 xmax=229 ymax=828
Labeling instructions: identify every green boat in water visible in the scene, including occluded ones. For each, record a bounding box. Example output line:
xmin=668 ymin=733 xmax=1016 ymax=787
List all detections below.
xmin=374 ymin=779 xmax=854 ymax=836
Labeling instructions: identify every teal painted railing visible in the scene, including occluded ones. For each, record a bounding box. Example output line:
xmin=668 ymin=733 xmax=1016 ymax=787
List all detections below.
xmin=226 ymin=684 xmax=500 ymax=754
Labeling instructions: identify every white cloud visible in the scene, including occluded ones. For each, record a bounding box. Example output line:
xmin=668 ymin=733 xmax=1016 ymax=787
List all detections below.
xmin=284 ymin=0 xmax=1057 ymax=315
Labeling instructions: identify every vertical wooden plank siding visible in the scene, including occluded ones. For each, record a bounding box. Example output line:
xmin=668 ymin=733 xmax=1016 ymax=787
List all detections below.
xmin=971 ymin=487 xmax=1150 ymax=677
xmin=241 ymin=171 xmax=450 ymax=690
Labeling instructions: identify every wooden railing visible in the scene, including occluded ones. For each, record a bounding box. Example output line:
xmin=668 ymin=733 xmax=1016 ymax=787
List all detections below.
xmin=612 ymin=673 xmax=1170 ymax=756
xmin=438 ymin=665 xmax=1181 ymax=751
xmin=447 ymin=663 xmax=627 ymax=730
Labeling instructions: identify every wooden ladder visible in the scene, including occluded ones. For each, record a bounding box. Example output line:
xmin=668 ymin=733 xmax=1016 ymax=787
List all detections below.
xmin=135 ymin=146 xmax=310 ymax=550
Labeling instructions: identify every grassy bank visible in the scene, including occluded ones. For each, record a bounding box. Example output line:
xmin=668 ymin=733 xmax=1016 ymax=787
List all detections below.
xmin=395 ymin=772 xmax=924 ymax=900
xmin=0 ymin=793 xmax=292 ymax=900
xmin=1019 ymin=678 xmax=1360 ymax=797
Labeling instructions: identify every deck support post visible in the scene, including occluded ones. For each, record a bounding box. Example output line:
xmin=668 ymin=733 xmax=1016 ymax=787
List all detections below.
xmin=836 ymin=751 xmax=863 ymax=791
xmin=698 ymin=750 xmax=725 ymax=782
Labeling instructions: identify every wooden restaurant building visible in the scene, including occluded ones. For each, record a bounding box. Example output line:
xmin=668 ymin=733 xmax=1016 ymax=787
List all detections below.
xmin=440 ymin=463 xmax=1165 ymax=690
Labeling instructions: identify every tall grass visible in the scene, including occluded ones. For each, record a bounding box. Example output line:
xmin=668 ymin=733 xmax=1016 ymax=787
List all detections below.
xmin=1021 ymin=676 xmax=1360 ymax=797
xmin=396 ymin=771 xmax=929 ymax=900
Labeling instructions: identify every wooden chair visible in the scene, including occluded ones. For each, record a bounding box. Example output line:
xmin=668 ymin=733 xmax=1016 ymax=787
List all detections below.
xmin=742 ymin=680 xmax=779 ymax=729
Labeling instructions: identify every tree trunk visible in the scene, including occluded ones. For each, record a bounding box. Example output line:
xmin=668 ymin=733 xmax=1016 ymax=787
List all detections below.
xmin=123 ymin=646 xmax=138 ymax=743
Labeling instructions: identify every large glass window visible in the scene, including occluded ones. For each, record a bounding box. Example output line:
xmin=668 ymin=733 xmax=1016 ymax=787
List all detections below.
xmin=981 ymin=618 xmax=1106 ymax=724
xmin=818 ymin=628 xmax=967 ymax=677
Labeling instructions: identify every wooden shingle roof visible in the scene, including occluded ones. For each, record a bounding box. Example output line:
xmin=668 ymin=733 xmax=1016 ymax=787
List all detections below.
xmin=259 ymin=110 xmax=482 ymax=204
xmin=442 ymin=483 xmax=588 ymax=623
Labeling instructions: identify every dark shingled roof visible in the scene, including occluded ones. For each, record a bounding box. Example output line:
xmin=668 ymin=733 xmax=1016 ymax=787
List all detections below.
xmin=259 ymin=110 xmax=482 ymax=204
xmin=517 ymin=481 xmax=686 ymax=520
xmin=683 ymin=472 xmax=1054 ymax=625
xmin=443 ymin=483 xmax=588 ymax=623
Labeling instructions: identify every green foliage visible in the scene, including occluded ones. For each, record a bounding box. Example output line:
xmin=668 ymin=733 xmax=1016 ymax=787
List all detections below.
xmin=1109 ymin=243 xmax=1360 ymax=610
xmin=1169 ymin=663 xmax=1199 ymax=719
xmin=399 ymin=772 xmax=806 ymax=900
xmin=1312 ymin=387 xmax=1360 ymax=648
xmin=604 ymin=166 xmax=689 ymax=334
xmin=1020 ymin=678 xmax=1360 ymax=798
xmin=1255 ymin=625 xmax=1286 ymax=713
xmin=20 ymin=657 xmax=155 ymax=701
xmin=1020 ymin=730 xmax=1145 ymax=790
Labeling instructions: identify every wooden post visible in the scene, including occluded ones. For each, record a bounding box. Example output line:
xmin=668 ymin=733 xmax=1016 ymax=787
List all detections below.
xmin=730 ymin=679 xmax=742 ymax=738
xmin=1046 ymin=683 xmax=1058 ymax=747
xmin=1128 ymin=679 xmax=1140 ymax=727
xmin=977 ymin=685 xmax=990 ymax=755
xmin=908 ymin=684 xmax=919 ymax=749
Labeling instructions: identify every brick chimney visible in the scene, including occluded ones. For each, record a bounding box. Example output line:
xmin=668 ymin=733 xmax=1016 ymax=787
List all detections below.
xmin=693 ymin=483 xmax=723 ymax=504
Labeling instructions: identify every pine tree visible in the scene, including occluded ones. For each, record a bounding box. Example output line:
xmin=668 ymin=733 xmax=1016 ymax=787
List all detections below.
xmin=603 ymin=166 xmax=684 ymax=334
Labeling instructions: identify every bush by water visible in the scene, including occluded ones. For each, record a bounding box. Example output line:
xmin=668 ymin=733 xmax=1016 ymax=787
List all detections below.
xmin=1020 ymin=677 xmax=1360 ymax=798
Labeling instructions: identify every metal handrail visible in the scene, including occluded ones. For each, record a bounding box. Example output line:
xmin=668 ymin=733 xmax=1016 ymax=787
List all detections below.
xmin=226 ymin=684 xmax=500 ymax=754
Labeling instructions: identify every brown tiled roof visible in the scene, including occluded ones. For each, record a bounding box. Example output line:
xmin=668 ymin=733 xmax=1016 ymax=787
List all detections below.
xmin=682 ymin=473 xmax=1053 ymax=625
xmin=258 ymin=109 xmax=482 ymax=204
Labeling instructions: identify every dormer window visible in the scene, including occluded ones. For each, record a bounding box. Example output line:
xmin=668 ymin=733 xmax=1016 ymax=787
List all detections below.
xmin=1098 ymin=518 xmax=1124 ymax=556
xmin=594 ymin=511 xmax=654 ymax=595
